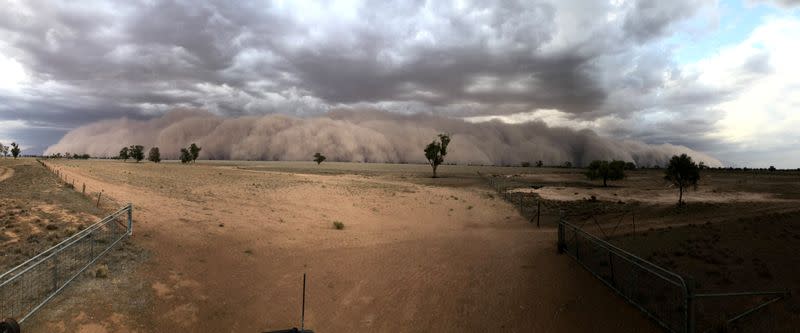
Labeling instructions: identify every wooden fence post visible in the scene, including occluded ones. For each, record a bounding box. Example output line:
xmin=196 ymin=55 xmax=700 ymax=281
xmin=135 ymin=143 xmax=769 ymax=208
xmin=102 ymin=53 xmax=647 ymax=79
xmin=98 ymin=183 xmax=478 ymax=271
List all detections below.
xmin=537 ymin=201 xmax=541 ymax=228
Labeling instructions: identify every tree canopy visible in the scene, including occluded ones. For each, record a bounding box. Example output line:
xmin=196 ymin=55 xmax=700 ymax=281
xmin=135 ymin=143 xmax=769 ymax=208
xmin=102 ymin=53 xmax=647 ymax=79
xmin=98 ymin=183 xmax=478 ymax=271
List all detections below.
xmin=664 ymin=154 xmax=701 ymax=206
xmin=585 ymin=160 xmax=626 ymax=186
xmin=313 ymin=152 xmax=326 ymax=165
xmin=189 ymin=143 xmax=201 ymax=162
xmin=180 ymin=148 xmax=193 ymax=164
xmin=10 ymin=142 xmax=20 ymax=158
xmin=119 ymin=147 xmax=129 ymax=161
xmin=148 ymin=147 xmax=161 ymax=163
xmin=129 ymin=145 xmax=145 ymax=162
xmin=424 ymin=133 xmax=451 ymax=178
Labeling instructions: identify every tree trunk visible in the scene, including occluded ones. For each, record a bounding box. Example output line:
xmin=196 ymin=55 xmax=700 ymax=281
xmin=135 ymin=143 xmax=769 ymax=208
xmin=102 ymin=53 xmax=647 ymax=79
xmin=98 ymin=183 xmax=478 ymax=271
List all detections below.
xmin=432 ymin=164 xmax=438 ymax=178
xmin=603 ymin=176 xmax=608 ymax=187
xmin=679 ymin=185 xmax=684 ymax=206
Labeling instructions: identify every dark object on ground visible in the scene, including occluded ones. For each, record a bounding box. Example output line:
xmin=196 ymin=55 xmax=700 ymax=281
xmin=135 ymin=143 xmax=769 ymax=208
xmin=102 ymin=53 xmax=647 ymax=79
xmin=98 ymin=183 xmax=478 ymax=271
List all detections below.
xmin=0 ymin=318 xmax=20 ymax=333
xmin=264 ymin=329 xmax=314 ymax=333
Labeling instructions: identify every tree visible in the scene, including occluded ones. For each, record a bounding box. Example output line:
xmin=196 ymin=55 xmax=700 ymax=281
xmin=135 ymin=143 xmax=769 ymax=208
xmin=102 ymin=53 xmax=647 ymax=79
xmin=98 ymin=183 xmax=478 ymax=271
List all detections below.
xmin=769 ymin=165 xmax=777 ymax=172
xmin=521 ymin=161 xmax=531 ymax=167
xmin=148 ymin=147 xmax=161 ymax=163
xmin=128 ymin=145 xmax=144 ymax=162
xmin=563 ymin=161 xmax=572 ymax=168
xmin=535 ymin=160 xmax=544 ymax=167
xmin=313 ymin=152 xmax=326 ymax=165
xmin=664 ymin=154 xmax=701 ymax=206
xmin=180 ymin=148 xmax=192 ymax=164
xmin=0 ymin=143 xmax=7 ymax=157
xmin=119 ymin=147 xmax=129 ymax=161
xmin=585 ymin=160 xmax=626 ymax=187
xmin=424 ymin=133 xmax=451 ymax=178
xmin=10 ymin=142 xmax=20 ymax=159
xmin=189 ymin=143 xmax=201 ymax=163
xmin=624 ymin=162 xmax=637 ymax=170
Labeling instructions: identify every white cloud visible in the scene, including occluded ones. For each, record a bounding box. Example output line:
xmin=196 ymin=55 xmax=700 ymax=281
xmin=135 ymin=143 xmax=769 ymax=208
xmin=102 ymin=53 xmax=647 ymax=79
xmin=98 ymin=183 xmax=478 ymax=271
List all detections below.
xmin=691 ymin=17 xmax=800 ymax=150
xmin=0 ymin=53 xmax=29 ymax=91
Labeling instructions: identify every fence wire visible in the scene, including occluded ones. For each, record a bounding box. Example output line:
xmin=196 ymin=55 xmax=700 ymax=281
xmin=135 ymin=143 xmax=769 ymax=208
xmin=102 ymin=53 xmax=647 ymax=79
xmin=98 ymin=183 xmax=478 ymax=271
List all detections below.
xmin=559 ymin=219 xmax=690 ymax=332
xmin=0 ymin=204 xmax=132 ymax=323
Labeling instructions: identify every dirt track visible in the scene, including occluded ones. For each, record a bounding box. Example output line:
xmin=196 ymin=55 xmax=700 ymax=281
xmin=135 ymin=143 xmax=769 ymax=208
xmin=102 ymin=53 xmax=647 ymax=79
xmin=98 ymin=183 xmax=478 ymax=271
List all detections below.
xmin=33 ymin=160 xmax=658 ymax=332
xmin=0 ymin=166 xmax=13 ymax=183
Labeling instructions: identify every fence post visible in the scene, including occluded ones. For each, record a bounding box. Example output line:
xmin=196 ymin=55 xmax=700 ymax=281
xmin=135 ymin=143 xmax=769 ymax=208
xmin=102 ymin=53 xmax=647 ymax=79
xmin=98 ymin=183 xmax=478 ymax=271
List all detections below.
xmin=82 ymin=183 xmax=86 ymax=195
xmin=686 ymin=277 xmax=695 ymax=333
xmin=537 ymin=201 xmax=541 ymax=228
xmin=52 ymin=254 xmax=59 ymax=293
xmin=127 ymin=204 xmax=133 ymax=236
xmin=557 ymin=220 xmax=565 ymax=254
xmin=96 ymin=191 xmax=102 ymax=207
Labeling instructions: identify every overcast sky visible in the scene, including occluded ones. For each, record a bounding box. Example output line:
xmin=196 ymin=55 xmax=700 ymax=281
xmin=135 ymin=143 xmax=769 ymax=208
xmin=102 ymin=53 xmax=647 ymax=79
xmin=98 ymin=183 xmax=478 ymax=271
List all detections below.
xmin=1 ymin=0 xmax=799 ymax=167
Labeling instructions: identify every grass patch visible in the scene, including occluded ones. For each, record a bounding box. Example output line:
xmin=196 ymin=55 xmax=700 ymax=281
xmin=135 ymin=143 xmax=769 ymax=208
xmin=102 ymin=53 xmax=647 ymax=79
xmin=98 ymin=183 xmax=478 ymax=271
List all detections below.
xmin=333 ymin=221 xmax=345 ymax=230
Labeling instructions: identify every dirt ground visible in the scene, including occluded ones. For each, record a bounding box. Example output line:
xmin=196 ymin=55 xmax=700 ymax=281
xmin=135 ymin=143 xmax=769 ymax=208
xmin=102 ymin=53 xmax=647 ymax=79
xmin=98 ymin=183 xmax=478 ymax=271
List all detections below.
xmin=498 ymin=168 xmax=800 ymax=332
xmin=0 ymin=159 xmax=113 ymax=271
xmin=9 ymin=159 xmax=799 ymax=332
xmin=14 ymin=159 xmax=661 ymax=333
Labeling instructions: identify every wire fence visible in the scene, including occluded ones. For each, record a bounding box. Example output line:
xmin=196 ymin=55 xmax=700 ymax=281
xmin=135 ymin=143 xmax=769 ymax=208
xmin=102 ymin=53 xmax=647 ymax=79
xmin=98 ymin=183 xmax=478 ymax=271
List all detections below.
xmin=559 ymin=219 xmax=691 ymax=332
xmin=558 ymin=218 xmax=790 ymax=333
xmin=37 ymin=159 xmax=117 ymax=209
xmin=484 ymin=175 xmax=543 ymax=226
xmin=0 ymin=202 xmax=133 ymax=324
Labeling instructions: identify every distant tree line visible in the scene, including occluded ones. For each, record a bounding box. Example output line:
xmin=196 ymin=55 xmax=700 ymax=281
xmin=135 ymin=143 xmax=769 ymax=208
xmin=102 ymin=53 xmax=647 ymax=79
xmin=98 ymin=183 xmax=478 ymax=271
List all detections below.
xmin=114 ymin=143 xmax=199 ymax=164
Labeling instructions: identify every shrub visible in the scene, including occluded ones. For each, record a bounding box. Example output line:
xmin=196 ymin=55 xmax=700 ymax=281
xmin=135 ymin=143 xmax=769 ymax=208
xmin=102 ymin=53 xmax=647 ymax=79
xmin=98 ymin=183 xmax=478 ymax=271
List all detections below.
xmin=333 ymin=221 xmax=345 ymax=230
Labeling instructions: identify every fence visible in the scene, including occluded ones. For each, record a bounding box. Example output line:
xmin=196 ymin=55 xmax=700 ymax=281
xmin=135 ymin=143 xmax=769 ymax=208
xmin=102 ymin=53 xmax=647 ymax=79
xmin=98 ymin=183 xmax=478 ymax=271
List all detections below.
xmin=484 ymin=175 xmax=543 ymax=226
xmin=0 ymin=204 xmax=133 ymax=323
xmin=558 ymin=218 xmax=789 ymax=333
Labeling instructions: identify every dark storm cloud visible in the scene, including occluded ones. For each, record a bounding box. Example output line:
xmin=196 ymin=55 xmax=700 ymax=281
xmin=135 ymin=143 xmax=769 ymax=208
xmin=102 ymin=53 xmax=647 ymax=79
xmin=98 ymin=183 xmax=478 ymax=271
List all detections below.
xmin=0 ymin=0 xmax=730 ymax=156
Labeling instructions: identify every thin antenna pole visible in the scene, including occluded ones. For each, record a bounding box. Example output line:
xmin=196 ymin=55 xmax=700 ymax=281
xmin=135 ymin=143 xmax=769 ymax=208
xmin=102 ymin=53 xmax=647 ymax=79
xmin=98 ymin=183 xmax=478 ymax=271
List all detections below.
xmin=301 ymin=273 xmax=306 ymax=332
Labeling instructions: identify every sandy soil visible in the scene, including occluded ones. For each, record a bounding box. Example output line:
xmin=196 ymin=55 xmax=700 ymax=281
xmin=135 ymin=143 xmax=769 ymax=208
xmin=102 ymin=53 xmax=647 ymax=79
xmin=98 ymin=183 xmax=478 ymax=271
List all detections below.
xmin=0 ymin=166 xmax=13 ymax=183
xmin=28 ymin=160 xmax=659 ymax=332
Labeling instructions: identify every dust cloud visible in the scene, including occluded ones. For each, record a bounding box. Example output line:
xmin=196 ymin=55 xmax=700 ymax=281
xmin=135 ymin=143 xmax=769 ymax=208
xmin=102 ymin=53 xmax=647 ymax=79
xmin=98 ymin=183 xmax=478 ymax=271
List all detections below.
xmin=45 ymin=109 xmax=722 ymax=167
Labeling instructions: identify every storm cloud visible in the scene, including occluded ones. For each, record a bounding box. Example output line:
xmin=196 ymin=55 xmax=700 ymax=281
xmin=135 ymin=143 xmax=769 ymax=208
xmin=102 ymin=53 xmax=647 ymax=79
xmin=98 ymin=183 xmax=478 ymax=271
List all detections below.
xmin=45 ymin=109 xmax=721 ymax=167
xmin=2 ymin=1 xmax=799 ymax=166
